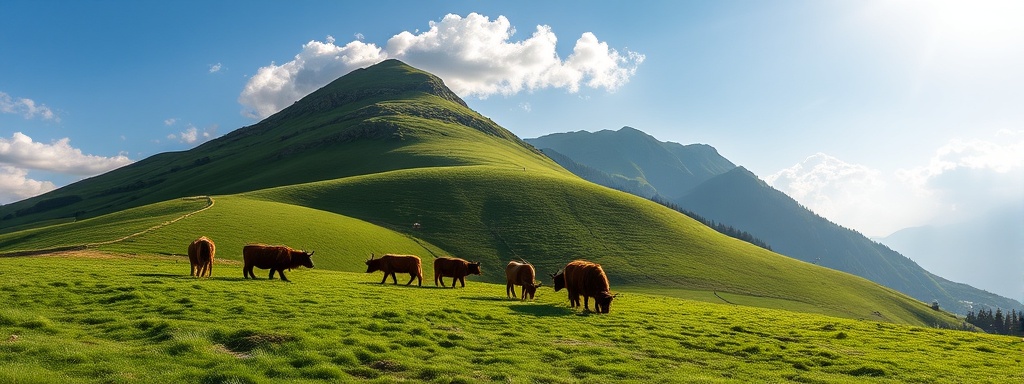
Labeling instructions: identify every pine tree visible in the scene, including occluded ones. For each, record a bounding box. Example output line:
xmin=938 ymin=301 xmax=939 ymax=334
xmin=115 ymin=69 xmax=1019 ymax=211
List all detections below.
xmin=995 ymin=309 xmax=1005 ymax=334
xmin=1009 ymin=310 xmax=1020 ymax=336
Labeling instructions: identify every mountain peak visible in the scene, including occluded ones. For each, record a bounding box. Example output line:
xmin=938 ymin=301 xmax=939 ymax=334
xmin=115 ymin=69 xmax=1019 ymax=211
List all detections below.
xmin=266 ymin=59 xmax=468 ymax=122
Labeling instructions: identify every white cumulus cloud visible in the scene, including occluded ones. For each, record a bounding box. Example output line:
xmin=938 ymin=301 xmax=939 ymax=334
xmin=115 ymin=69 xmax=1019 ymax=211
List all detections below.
xmin=0 ymin=165 xmax=56 ymax=204
xmin=167 ymin=124 xmax=217 ymax=145
xmin=209 ymin=63 xmax=222 ymax=73
xmin=238 ymin=37 xmax=386 ymax=118
xmin=768 ymin=132 xmax=1024 ymax=236
xmin=0 ymin=92 xmax=59 ymax=121
xmin=238 ymin=13 xmax=645 ymax=119
xmin=0 ymin=132 xmax=132 ymax=175
xmin=766 ymin=153 xmax=916 ymax=235
xmin=897 ymin=135 xmax=1024 ymax=219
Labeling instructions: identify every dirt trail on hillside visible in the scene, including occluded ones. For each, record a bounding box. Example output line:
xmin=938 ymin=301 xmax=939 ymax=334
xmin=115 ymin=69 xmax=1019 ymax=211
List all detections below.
xmin=29 ymin=249 xmax=241 ymax=264
xmin=1 ymin=196 xmax=214 ymax=257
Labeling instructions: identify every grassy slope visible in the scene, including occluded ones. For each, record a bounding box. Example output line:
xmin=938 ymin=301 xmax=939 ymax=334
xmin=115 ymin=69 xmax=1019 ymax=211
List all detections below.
xmin=0 ymin=163 xmax=960 ymax=327
xmin=242 ymin=166 xmax=958 ymax=327
xmin=0 ymin=196 xmax=447 ymax=275
xmin=1 ymin=254 xmax=1020 ymax=384
xmin=0 ymin=198 xmax=209 ymax=253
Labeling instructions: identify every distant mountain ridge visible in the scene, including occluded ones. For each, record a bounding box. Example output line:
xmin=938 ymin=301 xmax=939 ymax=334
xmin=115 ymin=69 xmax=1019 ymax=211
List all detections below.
xmin=880 ymin=205 xmax=1024 ymax=302
xmin=529 ymin=127 xmax=1023 ymax=314
xmin=526 ymin=127 xmax=735 ymax=200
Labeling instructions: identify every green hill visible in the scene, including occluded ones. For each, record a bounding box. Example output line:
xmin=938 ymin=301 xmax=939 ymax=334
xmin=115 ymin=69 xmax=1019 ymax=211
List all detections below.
xmin=0 ymin=60 xmax=962 ymax=327
xmin=0 ymin=59 xmax=556 ymax=231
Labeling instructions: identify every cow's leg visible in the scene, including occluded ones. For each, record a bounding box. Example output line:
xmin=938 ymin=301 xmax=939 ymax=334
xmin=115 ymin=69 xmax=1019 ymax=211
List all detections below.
xmin=243 ymin=265 xmax=252 ymax=279
xmin=390 ymin=272 xmax=398 ymax=284
xmin=379 ymin=273 xmax=388 ymax=284
xmin=268 ymin=269 xmax=276 ymax=279
xmin=459 ymin=277 xmax=465 ymax=288
xmin=434 ymin=273 xmax=440 ymax=287
xmin=279 ymin=270 xmax=289 ymax=282
xmin=507 ymin=283 xmax=515 ymax=298
xmin=207 ymin=261 xmax=213 ymax=277
xmin=521 ymin=287 xmax=527 ymax=301
xmin=406 ymin=273 xmax=416 ymax=286
xmin=584 ymin=296 xmax=591 ymax=312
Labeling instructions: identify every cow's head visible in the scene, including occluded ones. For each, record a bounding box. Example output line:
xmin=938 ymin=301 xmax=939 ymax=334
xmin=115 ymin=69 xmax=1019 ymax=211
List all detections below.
xmin=595 ymin=292 xmax=616 ymax=314
xmin=291 ymin=250 xmax=315 ymax=269
xmin=550 ymin=270 xmax=565 ymax=292
xmin=301 ymin=250 xmax=315 ymax=268
xmin=468 ymin=262 xmax=482 ymax=275
xmin=524 ymin=281 xmax=543 ymax=299
xmin=365 ymin=253 xmax=383 ymax=273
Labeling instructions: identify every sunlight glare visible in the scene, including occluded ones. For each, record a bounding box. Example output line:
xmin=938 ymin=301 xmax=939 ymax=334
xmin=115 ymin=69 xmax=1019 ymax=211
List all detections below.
xmin=924 ymin=0 xmax=1024 ymax=48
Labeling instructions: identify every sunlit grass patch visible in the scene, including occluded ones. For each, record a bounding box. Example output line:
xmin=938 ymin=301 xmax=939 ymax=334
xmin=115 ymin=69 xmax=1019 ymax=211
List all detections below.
xmin=1 ymin=252 xmax=1021 ymax=383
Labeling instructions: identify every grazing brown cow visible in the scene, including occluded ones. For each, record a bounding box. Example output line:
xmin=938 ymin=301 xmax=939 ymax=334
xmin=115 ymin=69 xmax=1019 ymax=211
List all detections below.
xmin=505 ymin=260 xmax=542 ymax=300
xmin=552 ymin=260 xmax=615 ymax=313
xmin=187 ymin=236 xmax=216 ymax=277
xmin=433 ymin=257 xmax=481 ymax=288
xmin=366 ymin=254 xmax=422 ymax=286
xmin=242 ymin=244 xmax=314 ymax=282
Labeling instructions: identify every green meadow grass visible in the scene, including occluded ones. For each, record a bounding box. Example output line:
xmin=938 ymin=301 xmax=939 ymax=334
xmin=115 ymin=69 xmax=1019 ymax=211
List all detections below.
xmin=98 ymin=195 xmax=449 ymax=274
xmin=0 ymin=254 xmax=1020 ymax=383
xmin=0 ymin=170 xmax=961 ymax=328
xmin=243 ymin=166 xmax=959 ymax=327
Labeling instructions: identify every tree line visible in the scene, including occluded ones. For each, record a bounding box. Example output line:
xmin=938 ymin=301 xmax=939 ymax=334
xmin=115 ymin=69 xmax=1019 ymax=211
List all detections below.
xmin=965 ymin=308 xmax=1024 ymax=336
xmin=650 ymin=196 xmax=773 ymax=251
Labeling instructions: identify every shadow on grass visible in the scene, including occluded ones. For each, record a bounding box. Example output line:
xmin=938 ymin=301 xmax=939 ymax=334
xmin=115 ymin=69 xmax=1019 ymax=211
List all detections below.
xmin=354 ymin=281 xmax=439 ymax=289
xmin=133 ymin=273 xmax=248 ymax=282
xmin=134 ymin=273 xmax=188 ymax=279
xmin=208 ymin=276 xmax=253 ymax=282
xmin=463 ymin=296 xmax=508 ymax=302
xmin=508 ymin=303 xmax=574 ymax=317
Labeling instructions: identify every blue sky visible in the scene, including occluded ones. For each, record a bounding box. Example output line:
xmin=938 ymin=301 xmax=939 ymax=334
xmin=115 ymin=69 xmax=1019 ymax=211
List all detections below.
xmin=2 ymin=0 xmax=1022 ymax=239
